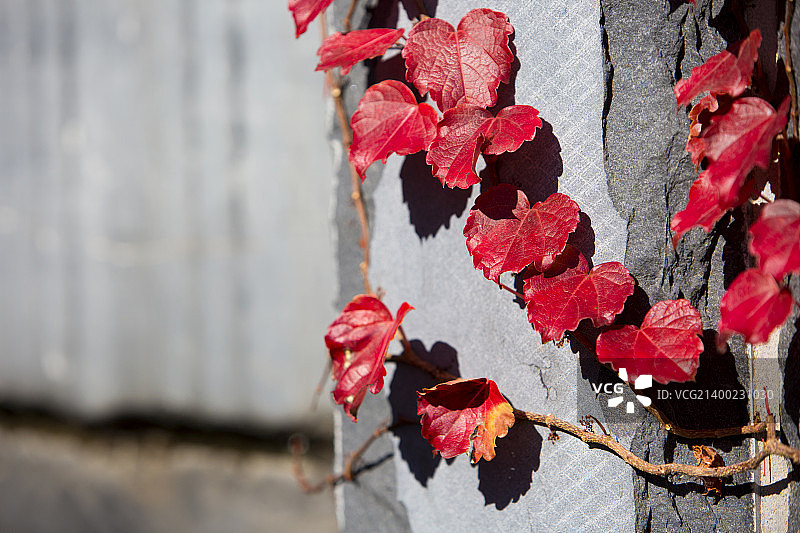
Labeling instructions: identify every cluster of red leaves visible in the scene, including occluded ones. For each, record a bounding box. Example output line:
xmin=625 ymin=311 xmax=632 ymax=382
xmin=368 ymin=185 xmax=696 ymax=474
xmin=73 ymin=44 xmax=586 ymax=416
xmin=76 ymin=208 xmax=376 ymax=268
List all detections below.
xmin=314 ymin=8 xmax=539 ymax=461
xmin=342 ymin=9 xmax=542 ymax=183
xmin=308 ymin=4 xmax=714 ymax=463
xmin=670 ymin=31 xmax=790 ymax=246
xmin=669 ymin=30 xmax=797 ymax=347
xmin=716 ymin=201 xmax=800 ymax=346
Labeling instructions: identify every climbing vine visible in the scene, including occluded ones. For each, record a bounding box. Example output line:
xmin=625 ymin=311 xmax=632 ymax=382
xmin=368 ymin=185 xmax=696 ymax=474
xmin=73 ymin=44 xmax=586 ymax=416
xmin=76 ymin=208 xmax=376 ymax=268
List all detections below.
xmin=288 ymin=0 xmax=800 ymax=501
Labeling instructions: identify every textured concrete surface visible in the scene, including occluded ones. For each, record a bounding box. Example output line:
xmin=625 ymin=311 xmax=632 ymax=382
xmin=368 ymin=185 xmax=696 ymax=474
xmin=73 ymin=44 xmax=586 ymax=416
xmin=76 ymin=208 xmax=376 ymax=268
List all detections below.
xmin=0 ymin=417 xmax=337 ymax=533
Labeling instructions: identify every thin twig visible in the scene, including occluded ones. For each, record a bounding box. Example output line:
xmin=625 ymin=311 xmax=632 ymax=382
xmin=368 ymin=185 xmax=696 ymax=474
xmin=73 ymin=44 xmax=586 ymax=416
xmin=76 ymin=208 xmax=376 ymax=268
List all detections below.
xmin=320 ymin=14 xmax=372 ymax=295
xmin=784 ymin=0 xmax=799 ymax=139
xmin=343 ymin=0 xmax=359 ymax=33
xmin=586 ymin=414 xmax=609 ymax=436
xmin=413 ymin=0 xmax=430 ymax=20
xmin=393 ymin=326 xmax=457 ymax=382
xmin=311 ymin=358 xmax=333 ymax=410
xmin=291 ymin=421 xmax=390 ymax=493
xmin=498 ymin=281 xmax=523 ymax=299
xmin=516 ymin=411 xmax=799 ymax=478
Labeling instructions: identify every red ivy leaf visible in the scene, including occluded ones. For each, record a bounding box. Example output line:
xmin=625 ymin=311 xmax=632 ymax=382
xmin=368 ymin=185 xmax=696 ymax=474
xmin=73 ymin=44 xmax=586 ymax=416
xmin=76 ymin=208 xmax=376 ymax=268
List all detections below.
xmin=288 ymin=0 xmax=334 ymax=38
xmin=349 ymin=80 xmax=439 ymax=178
xmin=325 ymin=295 xmax=413 ymax=421
xmin=464 ymin=184 xmax=580 ymax=281
xmin=417 ymin=378 xmax=515 ymax=463
xmin=718 ymin=269 xmax=794 ymax=346
xmin=692 ymin=97 xmax=788 ymax=206
xmin=402 ymin=9 xmax=514 ymax=111
xmin=427 ymin=105 xmax=542 ymax=188
xmin=748 ymin=199 xmax=800 ymax=280
xmin=670 ymin=171 xmax=750 ymax=247
xmin=596 ymin=299 xmax=703 ymax=385
xmin=315 ymin=29 xmax=404 ymax=75
xmin=674 ymin=30 xmax=761 ymax=107
xmin=523 ymin=245 xmax=635 ymax=343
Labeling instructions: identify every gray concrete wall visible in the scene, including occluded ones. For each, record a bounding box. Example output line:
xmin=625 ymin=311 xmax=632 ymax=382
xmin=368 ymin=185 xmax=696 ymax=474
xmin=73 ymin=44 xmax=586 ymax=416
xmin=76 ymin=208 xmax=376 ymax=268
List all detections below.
xmin=0 ymin=0 xmax=336 ymax=429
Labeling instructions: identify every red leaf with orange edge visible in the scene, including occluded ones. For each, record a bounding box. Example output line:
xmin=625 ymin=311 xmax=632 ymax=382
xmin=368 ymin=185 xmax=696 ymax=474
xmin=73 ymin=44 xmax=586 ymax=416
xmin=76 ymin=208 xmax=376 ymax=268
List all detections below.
xmin=464 ymin=184 xmax=579 ymax=282
xmin=288 ymin=0 xmax=334 ymax=38
xmin=718 ymin=269 xmax=794 ymax=346
xmin=523 ymin=245 xmax=635 ymax=343
xmin=427 ymin=104 xmax=542 ymax=188
xmin=349 ymin=80 xmax=439 ymax=178
xmin=674 ymin=30 xmax=760 ymax=107
xmin=417 ymin=378 xmax=515 ymax=463
xmin=596 ymin=299 xmax=703 ymax=384
xmin=749 ymin=199 xmax=800 ymax=280
xmin=316 ymin=29 xmax=404 ymax=75
xmin=326 ymin=295 xmax=413 ymax=421
xmin=402 ymin=9 xmax=514 ymax=111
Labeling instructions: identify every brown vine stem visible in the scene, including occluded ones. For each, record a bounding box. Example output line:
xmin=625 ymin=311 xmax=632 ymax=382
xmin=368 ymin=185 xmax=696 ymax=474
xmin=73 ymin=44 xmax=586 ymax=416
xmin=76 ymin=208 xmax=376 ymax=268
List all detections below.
xmin=394 ymin=325 xmax=457 ymax=382
xmin=515 ymin=411 xmax=800 ymax=478
xmin=320 ymin=13 xmax=373 ymax=295
xmin=292 ymin=421 xmax=390 ymax=493
xmin=785 ymin=0 xmax=799 ymax=139
xmin=498 ymin=281 xmax=523 ymax=299
xmin=310 ymin=358 xmax=333 ymax=410
xmin=343 ymin=0 xmax=359 ymax=33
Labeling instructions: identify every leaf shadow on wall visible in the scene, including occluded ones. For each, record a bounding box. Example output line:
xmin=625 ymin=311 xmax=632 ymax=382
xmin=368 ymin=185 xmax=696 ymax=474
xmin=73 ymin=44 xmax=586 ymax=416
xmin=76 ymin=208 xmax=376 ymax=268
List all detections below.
xmin=476 ymin=419 xmax=542 ymax=509
xmin=484 ymin=119 xmax=562 ymax=206
xmin=650 ymin=331 xmax=750 ymax=431
xmin=401 ymin=152 xmax=473 ymax=240
xmin=388 ymin=339 xmax=460 ymax=486
xmin=367 ymin=0 xmax=438 ymax=31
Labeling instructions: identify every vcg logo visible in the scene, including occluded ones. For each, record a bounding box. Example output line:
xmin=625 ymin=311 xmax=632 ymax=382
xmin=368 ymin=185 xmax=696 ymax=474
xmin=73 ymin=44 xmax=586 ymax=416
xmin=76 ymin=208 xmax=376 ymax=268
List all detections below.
xmin=591 ymin=368 xmax=653 ymax=414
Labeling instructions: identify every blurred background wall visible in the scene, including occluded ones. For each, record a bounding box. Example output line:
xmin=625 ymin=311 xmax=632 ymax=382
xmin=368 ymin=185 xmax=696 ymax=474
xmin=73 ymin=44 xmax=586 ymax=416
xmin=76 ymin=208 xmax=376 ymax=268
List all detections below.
xmin=0 ymin=0 xmax=336 ymax=431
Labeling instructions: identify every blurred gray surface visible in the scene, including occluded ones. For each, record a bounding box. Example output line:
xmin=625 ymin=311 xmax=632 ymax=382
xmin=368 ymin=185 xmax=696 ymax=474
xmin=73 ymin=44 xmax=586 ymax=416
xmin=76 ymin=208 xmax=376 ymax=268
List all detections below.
xmin=0 ymin=419 xmax=337 ymax=533
xmin=0 ymin=0 xmax=335 ymax=428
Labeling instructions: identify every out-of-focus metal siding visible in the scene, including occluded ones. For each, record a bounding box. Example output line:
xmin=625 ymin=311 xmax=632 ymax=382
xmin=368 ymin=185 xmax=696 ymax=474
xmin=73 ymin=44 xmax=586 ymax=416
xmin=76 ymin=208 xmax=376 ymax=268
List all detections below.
xmin=0 ymin=0 xmax=336 ymax=427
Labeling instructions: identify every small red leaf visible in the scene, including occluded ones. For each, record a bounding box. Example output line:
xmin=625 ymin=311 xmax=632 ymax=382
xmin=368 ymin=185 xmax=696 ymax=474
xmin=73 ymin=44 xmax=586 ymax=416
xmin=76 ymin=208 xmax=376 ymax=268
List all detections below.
xmin=427 ymin=105 xmax=542 ymax=188
xmin=288 ymin=0 xmax=334 ymax=38
xmin=349 ymin=80 xmax=439 ymax=178
xmin=749 ymin=200 xmax=800 ymax=279
xmin=718 ymin=269 xmax=794 ymax=346
xmin=464 ymin=184 xmax=580 ymax=281
xmin=325 ymin=295 xmax=413 ymax=421
xmin=402 ymin=9 xmax=514 ymax=111
xmin=315 ymin=29 xmax=404 ymax=75
xmin=697 ymin=97 xmax=788 ymax=206
xmin=670 ymin=171 xmax=748 ymax=247
xmin=596 ymin=300 xmax=703 ymax=385
xmin=674 ymin=30 xmax=761 ymax=107
xmin=523 ymin=245 xmax=635 ymax=343
xmin=417 ymin=378 xmax=515 ymax=463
